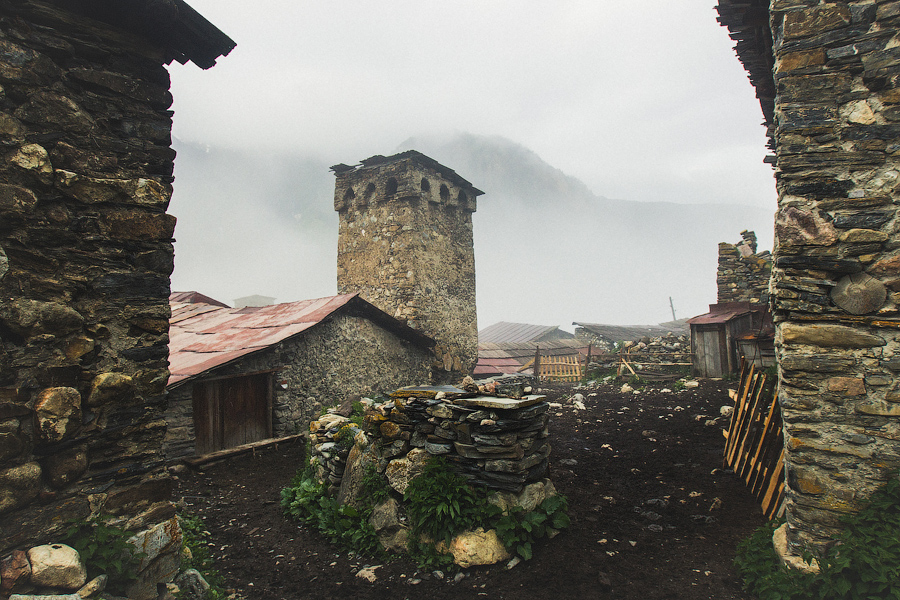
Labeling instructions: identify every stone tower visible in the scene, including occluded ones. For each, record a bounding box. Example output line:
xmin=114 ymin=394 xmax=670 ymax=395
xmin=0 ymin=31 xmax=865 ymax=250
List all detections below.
xmin=333 ymin=151 xmax=482 ymax=380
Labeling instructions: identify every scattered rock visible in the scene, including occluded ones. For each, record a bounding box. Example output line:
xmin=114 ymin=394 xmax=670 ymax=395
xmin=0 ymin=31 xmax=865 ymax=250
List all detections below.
xmin=27 ymin=544 xmax=86 ymax=590
xmin=355 ymin=565 xmax=381 ymax=583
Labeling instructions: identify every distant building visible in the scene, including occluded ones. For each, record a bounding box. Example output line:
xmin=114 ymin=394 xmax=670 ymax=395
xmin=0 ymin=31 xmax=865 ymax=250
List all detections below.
xmin=234 ymin=294 xmax=276 ymax=308
xmin=334 ymin=151 xmax=483 ymax=381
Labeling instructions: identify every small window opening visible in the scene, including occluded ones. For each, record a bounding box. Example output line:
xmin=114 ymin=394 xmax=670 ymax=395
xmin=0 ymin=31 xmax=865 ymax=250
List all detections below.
xmin=439 ymin=184 xmax=450 ymax=202
xmin=420 ymin=178 xmax=431 ymax=192
xmin=386 ymin=178 xmax=398 ymax=195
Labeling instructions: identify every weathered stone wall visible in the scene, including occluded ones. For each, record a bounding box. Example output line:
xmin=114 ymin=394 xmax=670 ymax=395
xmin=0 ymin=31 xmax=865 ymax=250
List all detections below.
xmin=163 ymin=314 xmax=434 ymax=459
xmin=0 ymin=1 xmax=175 ymax=561
xmin=335 ymin=154 xmax=480 ymax=382
xmin=717 ymin=230 xmax=773 ymax=304
xmin=768 ymin=1 xmax=900 ymax=553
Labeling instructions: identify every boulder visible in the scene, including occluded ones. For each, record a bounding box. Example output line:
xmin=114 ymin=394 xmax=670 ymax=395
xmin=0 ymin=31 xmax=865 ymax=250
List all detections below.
xmin=127 ymin=516 xmax=182 ymax=572
xmin=447 ymin=528 xmax=510 ymax=568
xmin=76 ymin=574 xmax=107 ymax=598
xmin=27 ymin=544 xmax=86 ymax=590
xmin=368 ymin=498 xmax=409 ymax=553
xmin=0 ymin=461 xmax=42 ymax=514
xmin=34 ymin=387 xmax=81 ymax=442
xmin=384 ymin=448 xmax=430 ymax=494
xmin=86 ymin=373 xmax=135 ymax=407
xmin=336 ymin=431 xmax=375 ymax=508
xmin=174 ymin=569 xmax=210 ymax=600
xmin=0 ymin=550 xmax=31 ymax=595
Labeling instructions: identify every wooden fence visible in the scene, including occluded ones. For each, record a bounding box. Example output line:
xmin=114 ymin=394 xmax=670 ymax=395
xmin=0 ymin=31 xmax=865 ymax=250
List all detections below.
xmin=723 ymin=361 xmax=785 ymax=520
xmin=518 ymin=351 xmax=584 ymax=382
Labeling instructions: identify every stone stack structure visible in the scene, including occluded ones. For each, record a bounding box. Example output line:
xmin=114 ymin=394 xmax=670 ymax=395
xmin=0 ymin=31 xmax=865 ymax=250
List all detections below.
xmin=716 ymin=230 xmax=773 ymax=304
xmin=370 ymin=388 xmax=551 ymax=494
xmin=333 ymin=151 xmax=483 ymax=382
xmin=0 ymin=1 xmax=232 ymax=596
xmin=718 ymin=0 xmax=900 ymax=556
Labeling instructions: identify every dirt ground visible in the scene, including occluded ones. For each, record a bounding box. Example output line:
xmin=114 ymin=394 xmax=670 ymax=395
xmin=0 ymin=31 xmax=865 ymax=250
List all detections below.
xmin=173 ymin=378 xmax=767 ymax=600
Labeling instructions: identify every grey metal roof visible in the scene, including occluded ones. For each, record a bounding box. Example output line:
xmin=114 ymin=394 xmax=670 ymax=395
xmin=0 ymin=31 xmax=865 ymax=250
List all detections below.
xmin=478 ymin=321 xmax=573 ymax=344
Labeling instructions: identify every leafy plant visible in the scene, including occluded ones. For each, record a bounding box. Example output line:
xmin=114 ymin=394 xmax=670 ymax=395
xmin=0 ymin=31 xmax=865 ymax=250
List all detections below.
xmin=281 ymin=465 xmax=383 ymax=556
xmin=60 ymin=517 xmax=146 ymax=594
xmin=403 ymin=457 xmax=500 ymax=545
xmin=494 ymin=494 xmax=570 ymax=560
xmin=178 ymin=514 xmax=228 ymax=600
xmin=735 ymin=473 xmax=900 ymax=600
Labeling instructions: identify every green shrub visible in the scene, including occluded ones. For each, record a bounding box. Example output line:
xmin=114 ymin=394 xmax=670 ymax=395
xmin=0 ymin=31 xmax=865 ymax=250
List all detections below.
xmin=494 ymin=494 xmax=570 ymax=560
xmin=403 ymin=457 xmax=500 ymax=545
xmin=60 ymin=517 xmax=145 ymax=594
xmin=178 ymin=514 xmax=228 ymax=599
xmin=280 ymin=464 xmax=382 ymax=556
xmin=734 ymin=474 xmax=900 ymax=600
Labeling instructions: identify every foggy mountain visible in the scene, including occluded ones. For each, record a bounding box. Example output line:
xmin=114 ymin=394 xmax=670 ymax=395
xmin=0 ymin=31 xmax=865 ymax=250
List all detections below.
xmin=169 ymin=134 xmax=774 ymax=328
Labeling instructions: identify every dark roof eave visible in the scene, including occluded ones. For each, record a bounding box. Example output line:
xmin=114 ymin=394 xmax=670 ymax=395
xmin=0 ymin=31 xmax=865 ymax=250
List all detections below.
xmin=715 ymin=0 xmax=775 ymax=145
xmin=51 ymin=0 xmax=235 ymax=69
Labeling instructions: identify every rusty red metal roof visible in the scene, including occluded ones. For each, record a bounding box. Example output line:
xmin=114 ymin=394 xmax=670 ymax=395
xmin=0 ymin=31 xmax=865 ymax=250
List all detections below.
xmin=687 ymin=302 xmax=755 ymax=326
xmin=168 ymin=294 xmax=434 ymax=388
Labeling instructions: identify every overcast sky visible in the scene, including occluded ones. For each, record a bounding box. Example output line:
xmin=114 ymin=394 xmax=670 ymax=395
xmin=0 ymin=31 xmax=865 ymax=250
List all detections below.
xmin=169 ymin=1 xmax=774 ymax=209
xmin=166 ymin=1 xmax=777 ymax=327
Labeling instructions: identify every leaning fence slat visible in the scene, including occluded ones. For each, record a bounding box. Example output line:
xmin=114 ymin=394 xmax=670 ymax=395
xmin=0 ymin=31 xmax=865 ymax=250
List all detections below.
xmin=724 ymin=362 xmax=785 ymax=519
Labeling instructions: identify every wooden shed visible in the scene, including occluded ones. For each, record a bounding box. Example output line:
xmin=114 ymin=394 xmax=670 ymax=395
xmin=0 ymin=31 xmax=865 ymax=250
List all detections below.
xmin=687 ymin=302 xmax=771 ymax=378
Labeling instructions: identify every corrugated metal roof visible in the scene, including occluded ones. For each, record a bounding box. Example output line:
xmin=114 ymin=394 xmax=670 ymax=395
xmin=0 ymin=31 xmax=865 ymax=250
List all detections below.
xmin=478 ymin=322 xmax=572 ymax=344
xmin=687 ymin=303 xmax=754 ymax=326
xmin=168 ymin=294 xmax=434 ymax=388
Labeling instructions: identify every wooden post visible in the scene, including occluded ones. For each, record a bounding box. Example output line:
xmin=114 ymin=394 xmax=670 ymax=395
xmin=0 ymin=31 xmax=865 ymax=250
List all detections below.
xmin=533 ymin=346 xmax=541 ymax=385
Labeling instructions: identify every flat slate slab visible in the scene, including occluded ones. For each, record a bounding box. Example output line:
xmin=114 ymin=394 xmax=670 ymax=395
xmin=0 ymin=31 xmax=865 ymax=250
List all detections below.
xmin=391 ymin=385 xmax=467 ymax=398
xmin=453 ymin=395 xmax=546 ymax=409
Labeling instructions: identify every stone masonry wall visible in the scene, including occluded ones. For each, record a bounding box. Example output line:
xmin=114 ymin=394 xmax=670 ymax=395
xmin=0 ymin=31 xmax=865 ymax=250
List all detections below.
xmin=163 ymin=314 xmax=434 ymax=460
xmin=0 ymin=1 xmax=176 ymax=562
xmin=335 ymin=154 xmax=479 ymax=382
xmin=717 ymin=230 xmax=773 ymax=304
xmin=769 ymin=0 xmax=900 ymax=553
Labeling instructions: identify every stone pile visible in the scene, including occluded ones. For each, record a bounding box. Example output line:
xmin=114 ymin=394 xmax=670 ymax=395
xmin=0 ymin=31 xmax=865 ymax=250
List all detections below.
xmin=308 ymin=413 xmax=360 ymax=496
xmin=0 ymin=517 xmax=190 ymax=599
xmin=589 ymin=333 xmax=691 ymax=368
xmin=366 ymin=385 xmax=551 ymax=494
xmin=717 ymin=231 xmax=772 ymax=305
xmin=303 ymin=379 xmax=560 ymax=566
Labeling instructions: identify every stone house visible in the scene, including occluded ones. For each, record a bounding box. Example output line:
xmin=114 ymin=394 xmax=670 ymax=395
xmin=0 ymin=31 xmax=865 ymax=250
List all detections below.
xmin=163 ymin=293 xmax=435 ymax=460
xmin=0 ymin=0 xmax=232 ymax=595
xmin=718 ymin=0 xmax=900 ymax=558
xmin=333 ymin=151 xmax=482 ymax=382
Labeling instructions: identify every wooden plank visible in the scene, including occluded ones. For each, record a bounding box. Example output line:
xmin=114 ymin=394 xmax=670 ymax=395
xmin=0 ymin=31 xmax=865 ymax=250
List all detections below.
xmin=183 ymin=433 xmax=305 ymax=467
xmin=724 ymin=363 xmax=755 ymax=467
xmin=737 ymin=374 xmax=769 ymax=482
xmin=731 ymin=370 xmax=764 ymax=469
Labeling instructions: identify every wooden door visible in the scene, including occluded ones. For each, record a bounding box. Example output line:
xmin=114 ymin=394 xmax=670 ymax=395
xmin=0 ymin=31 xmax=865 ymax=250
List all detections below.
xmin=192 ymin=373 xmax=271 ymax=454
xmin=695 ymin=327 xmax=727 ymax=378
